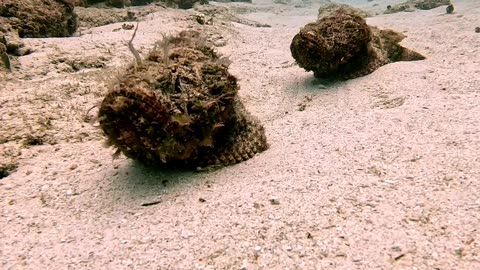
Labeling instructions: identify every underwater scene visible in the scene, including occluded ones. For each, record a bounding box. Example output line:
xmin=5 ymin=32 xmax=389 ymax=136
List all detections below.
xmin=1 ymin=0 xmax=479 ymax=268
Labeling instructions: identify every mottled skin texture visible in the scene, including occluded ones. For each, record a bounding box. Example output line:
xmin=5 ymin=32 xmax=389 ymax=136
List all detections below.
xmin=290 ymin=7 xmax=425 ymax=80
xmin=99 ymin=31 xmax=268 ymax=169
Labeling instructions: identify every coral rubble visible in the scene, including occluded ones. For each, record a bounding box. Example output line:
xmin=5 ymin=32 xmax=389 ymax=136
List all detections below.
xmin=384 ymin=0 xmax=451 ymax=14
xmin=318 ymin=2 xmax=371 ymax=19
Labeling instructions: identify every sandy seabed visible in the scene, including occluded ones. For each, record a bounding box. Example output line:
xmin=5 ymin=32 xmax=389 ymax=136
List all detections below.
xmin=0 ymin=0 xmax=479 ymax=269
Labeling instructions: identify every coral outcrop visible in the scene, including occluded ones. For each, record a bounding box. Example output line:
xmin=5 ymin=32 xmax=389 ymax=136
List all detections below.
xmin=385 ymin=0 xmax=451 ymax=14
xmin=0 ymin=0 xmax=77 ymax=38
xmin=290 ymin=7 xmax=425 ymax=80
xmin=98 ymin=31 xmax=268 ymax=169
xmin=0 ymin=20 xmax=30 ymax=71
xmin=75 ymin=0 xmax=205 ymax=8
xmin=414 ymin=0 xmax=451 ymax=10
xmin=318 ymin=2 xmax=371 ymax=19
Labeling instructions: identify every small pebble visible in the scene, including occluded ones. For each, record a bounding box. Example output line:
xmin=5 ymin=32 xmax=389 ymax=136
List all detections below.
xmin=475 ymin=27 xmax=480 ymax=33
xmin=391 ymin=246 xmax=402 ymax=252
xmin=213 ymin=39 xmax=227 ymax=47
xmin=446 ymin=4 xmax=454 ymax=14
xmin=269 ymin=197 xmax=280 ymax=205
xmin=254 ymin=246 xmax=262 ymax=252
xmin=181 ymin=231 xmax=195 ymax=239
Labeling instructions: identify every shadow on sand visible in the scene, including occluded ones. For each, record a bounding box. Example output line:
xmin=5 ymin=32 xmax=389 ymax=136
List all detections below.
xmin=105 ymin=158 xmax=218 ymax=204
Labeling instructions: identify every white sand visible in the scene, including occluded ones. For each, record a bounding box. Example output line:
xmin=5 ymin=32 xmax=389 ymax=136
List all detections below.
xmin=1 ymin=0 xmax=479 ymax=268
